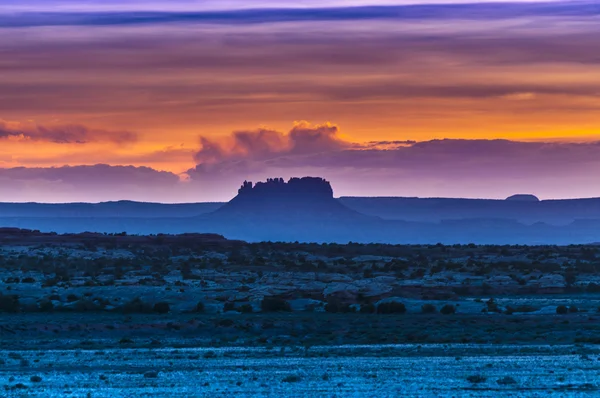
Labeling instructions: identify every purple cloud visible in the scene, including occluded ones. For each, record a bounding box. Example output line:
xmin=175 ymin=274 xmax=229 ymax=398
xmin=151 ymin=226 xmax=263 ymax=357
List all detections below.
xmin=0 ymin=164 xmax=187 ymax=203
xmin=187 ymin=136 xmax=600 ymax=200
xmin=0 ymin=120 xmax=137 ymax=145
xmin=194 ymin=121 xmax=349 ymax=165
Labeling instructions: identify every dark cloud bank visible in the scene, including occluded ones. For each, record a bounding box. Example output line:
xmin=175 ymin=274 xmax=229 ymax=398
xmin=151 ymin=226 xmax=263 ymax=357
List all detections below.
xmin=3 ymin=122 xmax=600 ymax=201
xmin=185 ymin=125 xmax=600 ymax=200
xmin=3 ymin=2 xmax=600 ymax=28
xmin=0 ymin=120 xmax=137 ymax=145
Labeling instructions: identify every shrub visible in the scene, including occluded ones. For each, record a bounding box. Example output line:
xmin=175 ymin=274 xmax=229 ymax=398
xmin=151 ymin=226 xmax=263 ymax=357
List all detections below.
xmin=74 ymin=300 xmax=101 ymax=312
xmin=223 ymin=302 xmax=237 ymax=312
xmin=569 ymin=305 xmax=579 ymax=313
xmin=513 ymin=305 xmax=537 ymax=313
xmin=144 ymin=371 xmax=159 ymax=378
xmin=587 ymin=283 xmax=600 ymax=293
xmin=153 ymin=302 xmax=170 ymax=314
xmin=556 ymin=305 xmax=568 ymax=315
xmin=325 ymin=300 xmax=354 ymax=313
xmin=218 ymin=319 xmax=234 ymax=327
xmin=42 ymin=277 xmax=61 ymax=288
xmin=440 ymin=304 xmax=456 ymax=315
xmin=67 ymin=294 xmax=80 ymax=302
xmin=467 ymin=375 xmax=486 ymax=384
xmin=377 ymin=302 xmax=406 ymax=314
xmin=453 ymin=286 xmax=470 ymax=296
xmin=239 ymin=304 xmax=253 ymax=313
xmin=282 ymin=375 xmax=302 ymax=383
xmin=497 ymin=376 xmax=517 ymax=385
xmin=0 ymin=293 xmax=20 ymax=313
xmin=22 ymin=277 xmax=36 ymax=283
xmin=121 ymin=297 xmax=153 ymax=314
xmin=260 ymin=297 xmax=291 ymax=312
xmin=38 ymin=300 xmax=54 ymax=312
xmin=360 ymin=303 xmax=375 ymax=314
xmin=194 ymin=301 xmax=205 ymax=313
xmin=203 ymin=351 xmax=217 ymax=359
xmin=486 ymin=298 xmax=500 ymax=313
xmin=421 ymin=304 xmax=437 ymax=314
xmin=30 ymin=375 xmax=42 ymax=383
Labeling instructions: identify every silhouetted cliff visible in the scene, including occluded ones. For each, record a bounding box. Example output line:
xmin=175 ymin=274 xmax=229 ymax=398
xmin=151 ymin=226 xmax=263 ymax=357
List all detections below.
xmin=506 ymin=194 xmax=540 ymax=202
xmin=237 ymin=177 xmax=333 ymax=199
xmin=212 ymin=177 xmax=366 ymax=221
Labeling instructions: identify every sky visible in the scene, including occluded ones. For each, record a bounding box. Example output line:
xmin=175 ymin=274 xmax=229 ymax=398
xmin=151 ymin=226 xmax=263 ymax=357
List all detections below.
xmin=2 ymin=0 xmax=600 ymax=202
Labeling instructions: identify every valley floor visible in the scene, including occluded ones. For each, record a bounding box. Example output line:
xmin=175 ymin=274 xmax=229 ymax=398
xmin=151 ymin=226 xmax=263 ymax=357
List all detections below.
xmin=3 ymin=313 xmax=600 ymax=396
xmin=1 ymin=342 xmax=600 ymax=397
xmin=4 ymin=232 xmax=600 ymax=395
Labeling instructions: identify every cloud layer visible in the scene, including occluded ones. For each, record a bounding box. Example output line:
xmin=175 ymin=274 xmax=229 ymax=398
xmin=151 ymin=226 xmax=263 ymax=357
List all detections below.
xmin=3 ymin=2 xmax=597 ymax=28
xmin=194 ymin=121 xmax=348 ymax=165
xmin=3 ymin=135 xmax=600 ymax=202
xmin=2 ymin=1 xmax=600 ymax=202
xmin=181 ymin=122 xmax=600 ymax=201
xmin=0 ymin=120 xmax=137 ymax=145
xmin=3 ymin=0 xmax=600 ymax=154
xmin=0 ymin=165 xmax=187 ymax=203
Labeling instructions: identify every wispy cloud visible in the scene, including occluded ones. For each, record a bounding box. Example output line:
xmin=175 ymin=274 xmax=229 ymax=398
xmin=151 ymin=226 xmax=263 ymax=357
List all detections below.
xmin=194 ymin=121 xmax=348 ymax=165
xmin=0 ymin=119 xmax=137 ymax=145
xmin=2 ymin=2 xmax=598 ymax=27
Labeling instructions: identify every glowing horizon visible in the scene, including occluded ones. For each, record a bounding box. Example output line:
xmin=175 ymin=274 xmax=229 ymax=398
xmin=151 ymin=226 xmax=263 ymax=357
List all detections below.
xmin=2 ymin=1 xmax=600 ymax=201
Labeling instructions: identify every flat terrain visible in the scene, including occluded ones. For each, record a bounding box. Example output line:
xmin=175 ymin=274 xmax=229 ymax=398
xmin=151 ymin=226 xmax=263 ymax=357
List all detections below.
xmin=4 ymin=230 xmax=600 ymax=395
xmin=2 ymin=344 xmax=600 ymax=397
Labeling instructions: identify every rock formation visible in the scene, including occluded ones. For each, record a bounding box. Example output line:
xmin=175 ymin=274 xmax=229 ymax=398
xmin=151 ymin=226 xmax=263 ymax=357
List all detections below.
xmin=505 ymin=194 xmax=540 ymax=202
xmin=212 ymin=177 xmax=367 ymax=222
xmin=236 ymin=177 xmax=334 ymax=199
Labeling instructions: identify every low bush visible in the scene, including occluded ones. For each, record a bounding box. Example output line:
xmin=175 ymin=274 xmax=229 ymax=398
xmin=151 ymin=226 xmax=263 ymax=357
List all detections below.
xmin=73 ymin=300 xmax=102 ymax=312
xmin=260 ymin=297 xmax=291 ymax=312
xmin=239 ymin=304 xmax=253 ymax=313
xmin=218 ymin=319 xmax=234 ymax=327
xmin=587 ymin=283 xmax=600 ymax=293
xmin=421 ymin=304 xmax=437 ymax=314
xmin=467 ymin=375 xmax=486 ymax=384
xmin=282 ymin=375 xmax=302 ymax=383
xmin=556 ymin=305 xmax=568 ymax=315
xmin=377 ymin=302 xmax=406 ymax=314
xmin=360 ymin=303 xmax=375 ymax=314
xmin=144 ymin=371 xmax=159 ymax=378
xmin=38 ymin=300 xmax=54 ymax=312
xmin=120 ymin=297 xmax=153 ymax=314
xmin=497 ymin=376 xmax=517 ymax=385
xmin=203 ymin=351 xmax=217 ymax=359
xmin=153 ymin=302 xmax=170 ymax=314
xmin=440 ymin=304 xmax=456 ymax=315
xmin=325 ymin=300 xmax=354 ymax=313
xmin=0 ymin=293 xmax=20 ymax=313
xmin=194 ymin=301 xmax=205 ymax=313
xmin=67 ymin=294 xmax=80 ymax=303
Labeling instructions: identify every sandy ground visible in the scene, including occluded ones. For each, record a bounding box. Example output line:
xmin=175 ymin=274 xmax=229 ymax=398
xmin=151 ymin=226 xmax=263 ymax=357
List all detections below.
xmin=2 ymin=345 xmax=600 ymax=397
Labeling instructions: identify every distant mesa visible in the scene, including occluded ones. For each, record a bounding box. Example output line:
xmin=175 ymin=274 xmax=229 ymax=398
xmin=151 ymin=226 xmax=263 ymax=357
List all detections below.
xmin=213 ymin=177 xmax=368 ymax=221
xmin=237 ymin=177 xmax=334 ymax=199
xmin=505 ymin=194 xmax=540 ymax=202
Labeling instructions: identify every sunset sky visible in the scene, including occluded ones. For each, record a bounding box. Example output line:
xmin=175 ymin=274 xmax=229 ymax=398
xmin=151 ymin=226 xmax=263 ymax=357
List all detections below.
xmin=2 ymin=0 xmax=600 ymax=202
